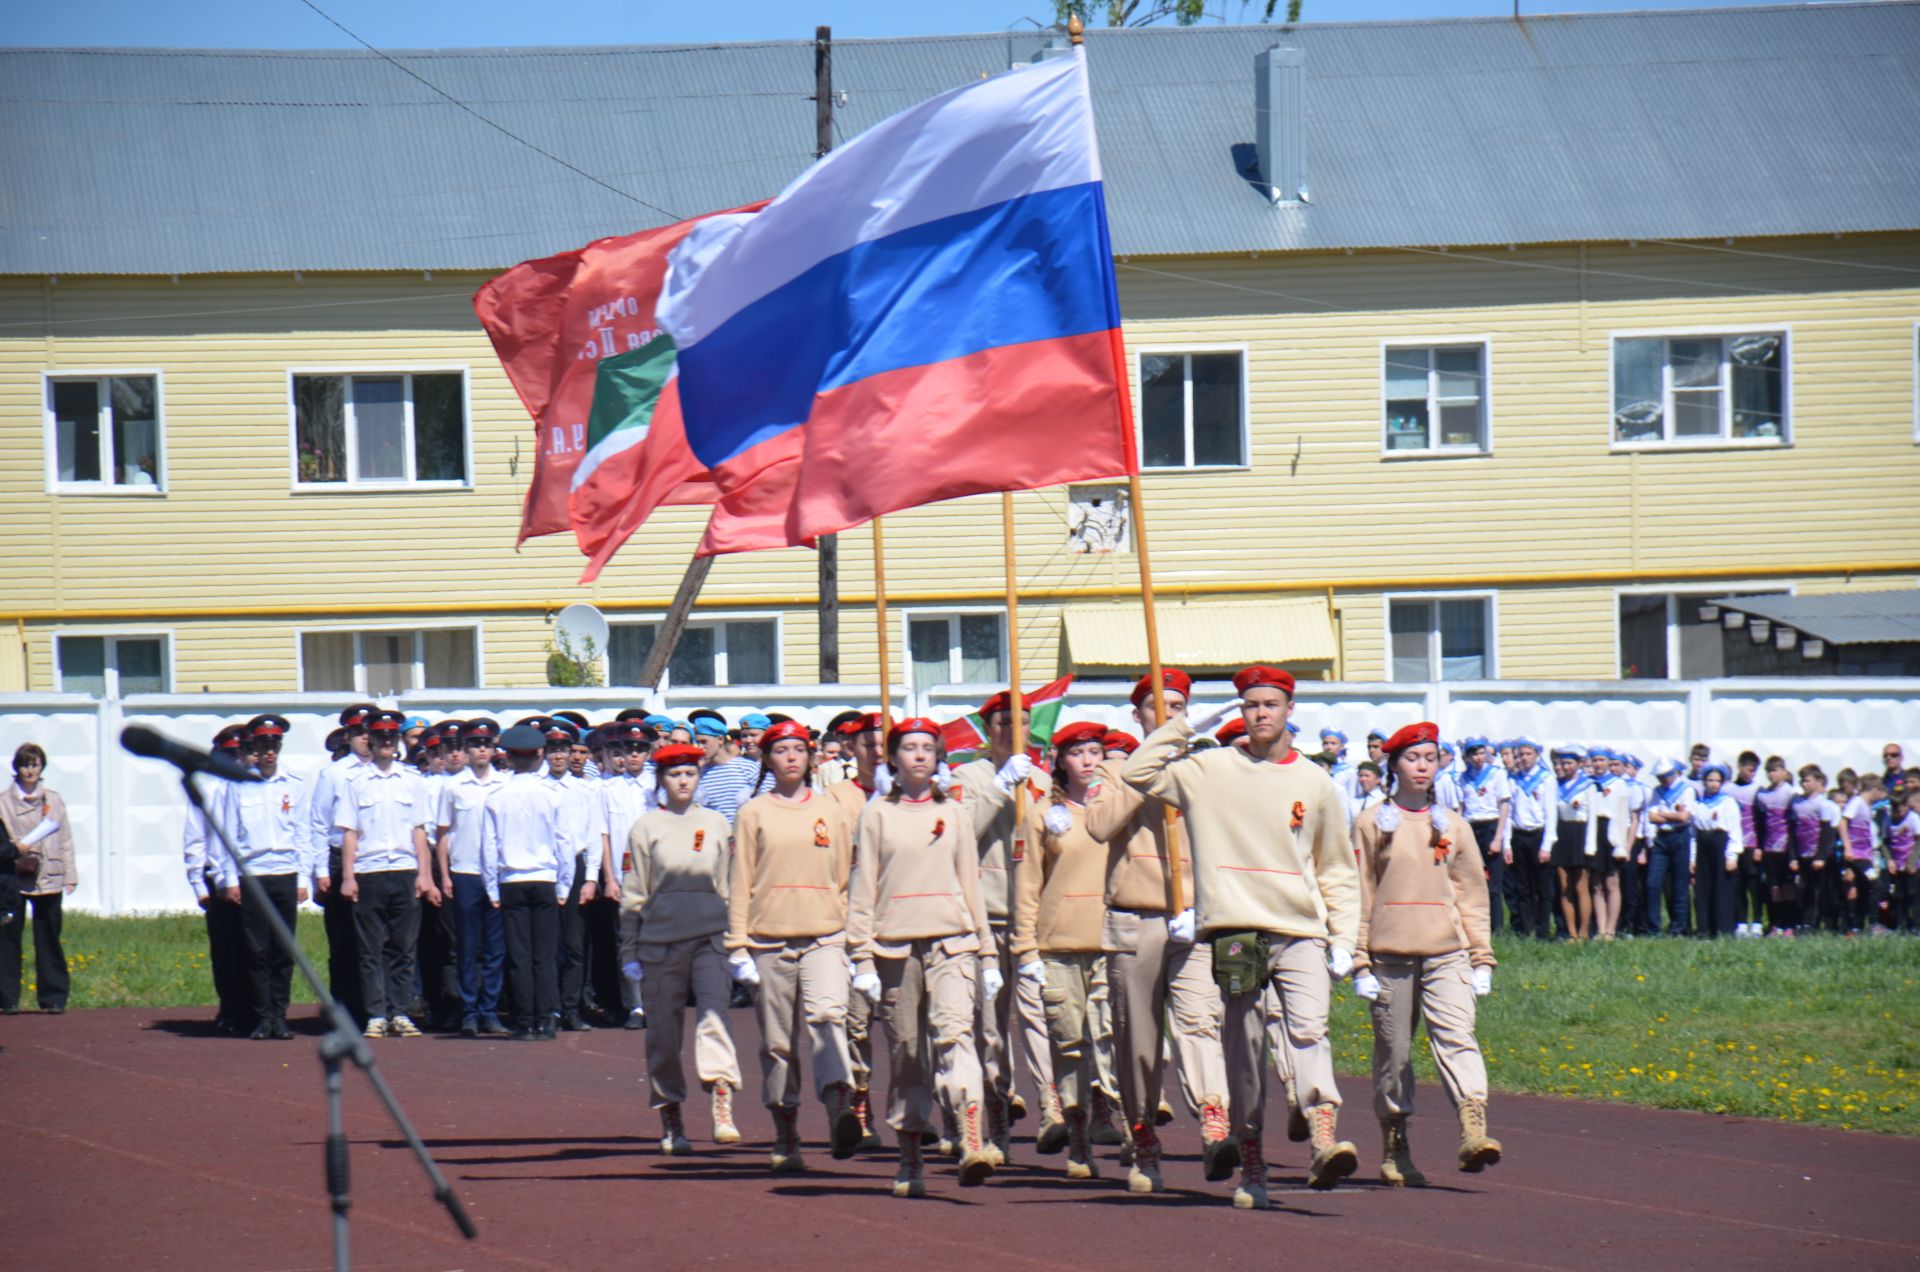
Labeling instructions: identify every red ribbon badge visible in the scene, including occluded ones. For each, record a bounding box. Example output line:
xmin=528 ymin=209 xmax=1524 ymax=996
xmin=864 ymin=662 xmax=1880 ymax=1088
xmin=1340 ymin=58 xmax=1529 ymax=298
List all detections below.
xmin=813 ymin=819 xmax=831 ymax=848
xmin=1290 ymin=801 xmax=1305 ymax=832
xmin=1433 ymin=834 xmax=1452 ymax=866
xmin=932 ymin=817 xmax=946 ymax=842
xmin=693 ymin=830 xmax=706 ymax=853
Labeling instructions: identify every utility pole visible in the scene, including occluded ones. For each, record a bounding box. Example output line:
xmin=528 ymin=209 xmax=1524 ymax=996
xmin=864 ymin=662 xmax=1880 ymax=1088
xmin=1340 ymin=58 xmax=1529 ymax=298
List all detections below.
xmin=814 ymin=24 xmax=840 ymax=683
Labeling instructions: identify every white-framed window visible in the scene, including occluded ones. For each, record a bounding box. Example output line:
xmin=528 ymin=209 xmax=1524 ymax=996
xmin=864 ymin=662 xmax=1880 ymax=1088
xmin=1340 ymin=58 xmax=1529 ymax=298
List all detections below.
xmin=290 ymin=369 xmax=470 ymax=488
xmin=299 ymin=626 xmax=479 ymax=695
xmin=607 ymin=618 xmax=779 ymax=688
xmin=1137 ymin=349 xmax=1247 ymax=469
xmin=1382 ymin=342 xmax=1489 ymax=454
xmin=55 ymin=632 xmax=172 ymax=696
xmin=1385 ymin=594 xmax=1494 ymax=682
xmin=1616 ymin=586 xmax=1792 ymax=680
xmin=905 ymin=611 xmax=1005 ymax=693
xmin=1611 ymin=330 xmax=1788 ymax=447
xmin=44 ymin=372 xmax=164 ymax=492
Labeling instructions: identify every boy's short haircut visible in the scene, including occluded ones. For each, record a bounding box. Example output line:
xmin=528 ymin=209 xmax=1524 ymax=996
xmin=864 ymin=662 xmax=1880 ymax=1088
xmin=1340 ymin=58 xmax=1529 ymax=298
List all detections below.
xmin=1690 ymin=742 xmax=1711 ymax=756
xmin=1797 ymin=763 xmax=1826 ymax=784
xmin=1837 ymin=767 xmax=1858 ymax=786
xmin=1738 ymin=750 xmax=1761 ymax=767
xmin=1357 ymin=760 xmax=1382 ymax=777
xmin=1861 ymin=774 xmax=1886 ymax=797
xmin=1765 ymin=755 xmax=1788 ymax=773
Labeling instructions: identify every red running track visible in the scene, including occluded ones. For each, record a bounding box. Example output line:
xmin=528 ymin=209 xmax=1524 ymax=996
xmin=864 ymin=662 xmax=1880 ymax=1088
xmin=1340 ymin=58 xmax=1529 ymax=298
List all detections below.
xmin=4 ymin=1006 xmax=1917 ymax=1272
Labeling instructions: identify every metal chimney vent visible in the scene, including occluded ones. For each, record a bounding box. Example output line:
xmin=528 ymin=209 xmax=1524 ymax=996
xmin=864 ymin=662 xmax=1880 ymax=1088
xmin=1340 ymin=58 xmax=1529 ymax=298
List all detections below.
xmin=1255 ymin=46 xmax=1307 ymax=205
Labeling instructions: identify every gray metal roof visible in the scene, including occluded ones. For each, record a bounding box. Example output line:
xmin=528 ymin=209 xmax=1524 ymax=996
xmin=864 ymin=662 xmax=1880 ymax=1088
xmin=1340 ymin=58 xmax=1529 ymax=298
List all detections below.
xmin=1711 ymin=590 xmax=1920 ymax=646
xmin=4 ymin=3 xmax=1919 ymax=274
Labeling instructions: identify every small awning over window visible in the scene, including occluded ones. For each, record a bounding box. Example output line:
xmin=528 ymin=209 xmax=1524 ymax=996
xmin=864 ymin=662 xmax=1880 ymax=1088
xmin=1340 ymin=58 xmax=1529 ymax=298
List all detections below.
xmin=1063 ymin=600 xmax=1337 ymax=670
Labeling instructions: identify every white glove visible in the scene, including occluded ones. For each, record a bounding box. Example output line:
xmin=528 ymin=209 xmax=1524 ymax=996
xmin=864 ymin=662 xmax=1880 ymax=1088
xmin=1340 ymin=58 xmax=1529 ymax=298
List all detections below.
xmin=982 ymin=963 xmax=1006 ymax=1000
xmin=727 ymin=949 xmax=760 ymax=986
xmin=18 ymin=819 xmax=59 ymax=848
xmin=1189 ymin=699 xmax=1244 ymax=736
xmin=1043 ymin=804 xmax=1073 ymax=836
xmin=873 ymin=764 xmax=894 ymax=798
xmin=853 ymin=971 xmax=882 ymax=1004
xmin=1167 ymin=908 xmax=1196 ymax=944
xmin=1018 ymin=959 xmax=1047 ymax=987
xmin=1326 ymin=945 xmax=1354 ymax=978
xmin=1353 ymin=971 xmax=1381 ymax=1001
xmin=993 ymin=753 xmax=1034 ymax=793
xmin=621 ymin=960 xmax=645 ymax=984
xmin=843 ymin=955 xmax=858 ymax=978
xmin=1471 ymin=966 xmax=1493 ymax=997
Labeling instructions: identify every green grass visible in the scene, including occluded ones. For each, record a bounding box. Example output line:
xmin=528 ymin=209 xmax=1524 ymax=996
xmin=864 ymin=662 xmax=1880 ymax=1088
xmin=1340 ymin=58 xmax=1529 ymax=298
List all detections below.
xmin=17 ymin=916 xmax=1920 ymax=1135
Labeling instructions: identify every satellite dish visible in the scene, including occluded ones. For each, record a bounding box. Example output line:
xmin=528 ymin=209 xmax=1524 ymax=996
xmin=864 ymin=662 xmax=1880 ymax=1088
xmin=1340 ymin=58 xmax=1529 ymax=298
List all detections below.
xmin=554 ymin=603 xmax=610 ymax=652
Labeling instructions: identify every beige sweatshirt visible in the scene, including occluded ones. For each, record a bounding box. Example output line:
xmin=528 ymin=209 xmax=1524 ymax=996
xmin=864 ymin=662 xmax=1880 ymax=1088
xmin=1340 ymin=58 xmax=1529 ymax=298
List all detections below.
xmin=1082 ymin=757 xmax=1192 ymax=913
xmin=1011 ymin=798 xmax=1108 ymax=959
xmin=1121 ymin=718 xmax=1359 ymax=949
xmin=619 ymin=804 xmax=733 ymax=955
xmin=725 ymin=789 xmax=855 ymax=949
xmin=847 ymin=794 xmax=993 ymax=971
xmin=824 ymin=777 xmax=875 ymax=843
xmin=952 ymin=756 xmax=1017 ymax=921
xmin=1351 ymin=801 xmax=1496 ymax=971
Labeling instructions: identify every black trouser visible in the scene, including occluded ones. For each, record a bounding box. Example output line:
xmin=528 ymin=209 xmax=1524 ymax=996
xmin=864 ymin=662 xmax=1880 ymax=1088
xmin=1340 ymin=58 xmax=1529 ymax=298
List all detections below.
xmin=1509 ymin=827 xmax=1553 ymax=937
xmin=416 ymin=888 xmax=460 ymax=1024
xmin=500 ymin=881 xmax=559 ymax=1032
xmin=1886 ymin=872 xmax=1917 ymax=932
xmin=1841 ymin=859 xmax=1873 ymax=932
xmin=556 ymin=853 xmax=588 ymax=1018
xmin=1802 ymin=858 xmax=1837 ymax=931
xmin=322 ymin=846 xmax=363 ymax=1024
xmin=352 ymin=870 xmax=420 ymax=1022
xmin=1764 ymin=854 xmax=1799 ymax=930
xmin=198 ymin=868 xmax=250 ymax=1025
xmin=1647 ymin=827 xmax=1691 ymax=935
xmin=586 ymin=892 xmax=623 ymax=1017
xmin=243 ymin=873 xmax=300 ymax=1023
xmin=1471 ymin=820 xmax=1506 ymax=933
xmin=1692 ymin=831 xmax=1734 ymax=938
xmin=1735 ymin=849 xmax=1765 ymax=928
xmin=0 ymin=891 xmax=69 ymax=1011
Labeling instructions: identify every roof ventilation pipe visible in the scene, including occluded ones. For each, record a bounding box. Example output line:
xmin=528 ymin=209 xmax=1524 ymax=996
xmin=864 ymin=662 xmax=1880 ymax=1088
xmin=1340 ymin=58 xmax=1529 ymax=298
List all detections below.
xmin=1255 ymin=45 xmax=1307 ymax=205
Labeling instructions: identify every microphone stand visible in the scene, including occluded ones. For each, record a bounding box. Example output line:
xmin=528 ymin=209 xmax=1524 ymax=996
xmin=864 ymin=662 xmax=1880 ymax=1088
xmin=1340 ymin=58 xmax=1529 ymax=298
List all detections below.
xmin=183 ymin=773 xmax=477 ymax=1272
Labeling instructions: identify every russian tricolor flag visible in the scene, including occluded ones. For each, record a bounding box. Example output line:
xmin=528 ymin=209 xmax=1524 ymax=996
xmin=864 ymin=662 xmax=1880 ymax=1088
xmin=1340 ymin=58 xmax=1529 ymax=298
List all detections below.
xmin=658 ymin=46 xmax=1136 ymax=552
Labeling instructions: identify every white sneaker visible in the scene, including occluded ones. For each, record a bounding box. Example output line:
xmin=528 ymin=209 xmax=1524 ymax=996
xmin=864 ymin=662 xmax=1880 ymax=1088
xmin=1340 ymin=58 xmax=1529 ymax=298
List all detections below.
xmin=363 ymin=1017 xmax=388 ymax=1038
xmin=387 ymin=1014 xmax=422 ymax=1038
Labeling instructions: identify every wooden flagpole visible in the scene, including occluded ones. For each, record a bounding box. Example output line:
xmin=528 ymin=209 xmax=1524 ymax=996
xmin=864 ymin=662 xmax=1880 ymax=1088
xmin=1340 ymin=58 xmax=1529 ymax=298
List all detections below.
xmin=1002 ymin=493 xmax=1027 ymax=826
xmin=1128 ymin=474 xmax=1184 ymax=915
xmin=873 ymin=516 xmax=893 ymax=730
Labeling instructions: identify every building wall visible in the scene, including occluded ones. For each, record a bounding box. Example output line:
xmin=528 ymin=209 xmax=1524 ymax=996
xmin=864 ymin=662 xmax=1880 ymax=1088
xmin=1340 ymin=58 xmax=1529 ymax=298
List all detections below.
xmin=4 ymin=233 xmax=1918 ymax=694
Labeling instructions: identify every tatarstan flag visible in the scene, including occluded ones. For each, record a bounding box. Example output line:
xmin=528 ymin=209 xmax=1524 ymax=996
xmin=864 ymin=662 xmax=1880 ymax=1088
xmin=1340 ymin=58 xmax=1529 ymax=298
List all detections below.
xmin=942 ymin=674 xmax=1074 ymax=764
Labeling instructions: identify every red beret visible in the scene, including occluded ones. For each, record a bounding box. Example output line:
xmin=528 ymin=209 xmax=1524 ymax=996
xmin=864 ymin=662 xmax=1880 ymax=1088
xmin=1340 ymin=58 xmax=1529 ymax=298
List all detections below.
xmin=833 ymin=711 xmax=882 ymax=737
xmin=978 ymin=690 xmax=1014 ymax=718
xmin=760 ymin=720 xmax=812 ymax=748
xmin=1051 ymin=721 xmax=1108 ymax=750
xmin=887 ymin=716 xmax=943 ymax=749
xmin=1129 ymin=668 xmax=1193 ymax=709
xmin=1383 ymin=722 xmax=1440 ymax=755
xmin=1102 ymin=730 xmax=1140 ymax=754
xmin=651 ymin=744 xmax=705 ymax=770
xmin=1232 ymin=665 xmax=1295 ymax=697
xmin=1216 ymin=717 xmax=1247 ymax=743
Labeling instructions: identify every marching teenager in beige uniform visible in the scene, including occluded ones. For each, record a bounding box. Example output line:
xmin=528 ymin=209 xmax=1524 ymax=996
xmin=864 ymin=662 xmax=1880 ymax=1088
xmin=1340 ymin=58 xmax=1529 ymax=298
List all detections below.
xmin=1124 ymin=666 xmax=1362 ymax=1210
xmin=1351 ymin=723 xmax=1502 ymax=1187
xmin=823 ymin=711 xmax=886 ymax=1150
xmin=726 ymin=720 xmax=862 ymax=1171
xmin=1012 ymin=721 xmax=1116 ymax=1181
xmin=620 ymin=744 xmax=744 ymax=1154
xmin=1084 ymin=668 xmax=1233 ymax=1193
xmin=848 ymin=717 xmax=1001 ymax=1198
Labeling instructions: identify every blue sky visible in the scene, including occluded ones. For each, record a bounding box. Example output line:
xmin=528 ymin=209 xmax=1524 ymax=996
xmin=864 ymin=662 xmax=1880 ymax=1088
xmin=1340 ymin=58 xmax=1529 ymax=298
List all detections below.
xmin=5 ymin=0 xmax=1752 ymax=48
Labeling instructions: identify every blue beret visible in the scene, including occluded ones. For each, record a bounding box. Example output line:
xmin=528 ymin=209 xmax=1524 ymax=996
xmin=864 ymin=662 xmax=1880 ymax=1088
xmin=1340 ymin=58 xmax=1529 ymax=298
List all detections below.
xmin=692 ymin=717 xmax=729 ymax=738
xmin=741 ymin=712 xmax=772 ymax=730
xmin=1319 ymin=727 xmax=1347 ymax=743
xmin=642 ymin=714 xmax=674 ymax=730
xmin=1461 ymin=735 xmax=1490 ymax=752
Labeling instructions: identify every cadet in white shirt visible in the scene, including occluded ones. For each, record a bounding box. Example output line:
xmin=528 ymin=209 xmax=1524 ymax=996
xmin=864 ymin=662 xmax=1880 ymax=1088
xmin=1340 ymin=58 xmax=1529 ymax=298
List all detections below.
xmin=1456 ymin=738 xmax=1512 ymax=934
xmin=483 ymin=725 xmax=575 ymax=1041
xmin=1505 ymin=739 xmax=1555 ymax=939
xmin=312 ymin=704 xmax=377 ymax=1023
xmin=189 ymin=724 xmax=251 ymax=1034
xmin=599 ymin=720 xmax=659 ymax=1030
xmin=338 ymin=711 xmax=438 ymax=1039
xmin=437 ymin=718 xmax=510 ymax=1037
xmin=537 ymin=719 xmax=599 ymax=1032
xmin=1645 ymin=758 xmax=1698 ymax=936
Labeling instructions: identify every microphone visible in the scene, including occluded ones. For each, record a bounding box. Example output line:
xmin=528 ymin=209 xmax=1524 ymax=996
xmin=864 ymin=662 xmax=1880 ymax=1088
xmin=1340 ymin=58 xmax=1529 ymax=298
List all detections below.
xmin=121 ymin=724 xmax=263 ymax=784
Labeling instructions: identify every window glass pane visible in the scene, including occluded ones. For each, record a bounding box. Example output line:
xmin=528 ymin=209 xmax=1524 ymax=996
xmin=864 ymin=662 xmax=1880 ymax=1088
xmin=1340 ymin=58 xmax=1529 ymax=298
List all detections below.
xmin=1672 ymin=389 xmax=1722 ymax=438
xmin=108 ymin=377 xmax=160 ymax=487
xmin=958 ymin=614 xmax=1002 ymax=684
xmin=412 ymin=374 xmax=466 ymax=482
xmin=1668 ymin=339 xmax=1721 ymax=388
xmin=301 ymin=632 xmax=355 ymax=692
xmin=1140 ymin=355 xmax=1185 ymax=468
xmin=1729 ymin=335 xmax=1784 ymax=439
xmin=725 ymin=621 xmax=777 ymax=685
xmin=52 ymin=380 xmax=101 ymax=483
xmin=1438 ymin=402 xmax=1482 ymax=449
xmin=607 ymin=625 xmax=655 ymax=686
xmin=1676 ymin=590 xmax=1785 ymax=678
xmin=1618 ymin=593 xmax=1670 ymax=679
xmin=294 ymin=376 xmax=347 ymax=483
xmin=1434 ymin=347 xmax=1481 ymax=399
xmin=1388 ymin=601 xmax=1432 ymax=682
xmin=1384 ymin=348 xmax=1428 ymax=399
xmin=909 ymin=618 xmax=951 ymax=693
xmin=1612 ymin=338 xmax=1664 ymax=442
xmin=1189 ymin=353 xmax=1242 ymax=466
xmin=352 ymin=377 xmax=407 ymax=481
xmin=114 ymin=637 xmax=166 ymax=694
xmin=1384 ymin=399 xmax=1429 ymax=451
xmin=58 ymin=636 xmax=107 ymax=697
xmin=421 ymin=628 xmax=477 ymax=689
xmin=1437 ymin=599 xmax=1488 ymax=680
xmin=668 ymin=625 xmax=717 ymax=688
xmin=360 ymin=631 xmax=414 ymax=697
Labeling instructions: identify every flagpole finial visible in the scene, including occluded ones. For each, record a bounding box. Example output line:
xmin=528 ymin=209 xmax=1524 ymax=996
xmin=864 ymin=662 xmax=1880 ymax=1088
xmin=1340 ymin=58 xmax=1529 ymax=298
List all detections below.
xmin=1068 ymin=12 xmax=1085 ymax=44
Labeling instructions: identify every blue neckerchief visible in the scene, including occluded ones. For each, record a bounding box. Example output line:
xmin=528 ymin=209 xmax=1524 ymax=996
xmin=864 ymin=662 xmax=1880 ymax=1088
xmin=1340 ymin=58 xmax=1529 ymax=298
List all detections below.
xmin=1653 ymin=780 xmax=1689 ymax=808
xmin=1699 ymin=790 xmax=1730 ymax=808
xmin=1514 ymin=764 xmax=1550 ymax=796
xmin=1463 ymin=763 xmax=1493 ymax=791
xmin=1557 ymin=773 xmax=1594 ymax=802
